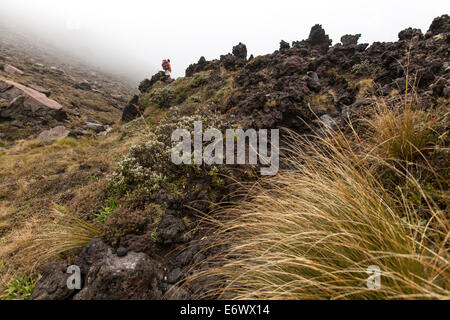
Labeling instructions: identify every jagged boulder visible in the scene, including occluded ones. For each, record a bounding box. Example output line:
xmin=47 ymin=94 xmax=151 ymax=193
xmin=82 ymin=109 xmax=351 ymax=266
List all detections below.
xmin=341 ymin=34 xmax=361 ymax=46
xmin=232 ymin=42 xmax=248 ymax=60
xmin=37 ymin=126 xmax=70 ymax=141
xmin=138 ymin=71 xmax=166 ymax=93
xmin=0 ymin=79 xmax=66 ymax=121
xmin=307 ymin=24 xmax=332 ymax=51
xmin=33 ymin=239 xmax=163 ymax=300
xmin=280 ymin=40 xmax=290 ymax=51
xmin=121 ymin=94 xmax=140 ymax=122
xmin=426 ymin=14 xmax=450 ymax=37
xmin=157 ymin=214 xmax=187 ymax=245
xmin=74 ymin=239 xmax=113 ymax=277
xmin=220 ymin=43 xmax=248 ymax=71
xmin=71 ymin=239 xmax=161 ymax=300
xmin=185 ymin=56 xmax=220 ymax=77
xmin=2 ymin=64 xmax=24 ymax=75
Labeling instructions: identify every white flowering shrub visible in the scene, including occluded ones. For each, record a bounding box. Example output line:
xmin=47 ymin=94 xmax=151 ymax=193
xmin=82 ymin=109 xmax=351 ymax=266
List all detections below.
xmin=109 ymin=106 xmax=223 ymax=197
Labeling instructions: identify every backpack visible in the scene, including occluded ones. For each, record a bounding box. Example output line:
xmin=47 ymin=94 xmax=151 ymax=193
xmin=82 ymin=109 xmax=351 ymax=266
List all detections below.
xmin=162 ymin=60 xmax=169 ymax=71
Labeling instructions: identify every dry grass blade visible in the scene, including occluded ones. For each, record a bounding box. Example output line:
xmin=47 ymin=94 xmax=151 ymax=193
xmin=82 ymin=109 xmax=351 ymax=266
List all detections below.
xmin=187 ymin=110 xmax=449 ymax=300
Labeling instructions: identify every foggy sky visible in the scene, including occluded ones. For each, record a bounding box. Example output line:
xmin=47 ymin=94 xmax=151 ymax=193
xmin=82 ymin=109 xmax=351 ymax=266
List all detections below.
xmin=0 ymin=0 xmax=448 ymax=83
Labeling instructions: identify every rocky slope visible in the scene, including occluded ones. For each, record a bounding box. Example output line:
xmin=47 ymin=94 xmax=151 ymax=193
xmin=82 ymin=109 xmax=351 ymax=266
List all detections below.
xmin=6 ymin=15 xmax=450 ymax=300
xmin=0 ymin=24 xmax=135 ymax=142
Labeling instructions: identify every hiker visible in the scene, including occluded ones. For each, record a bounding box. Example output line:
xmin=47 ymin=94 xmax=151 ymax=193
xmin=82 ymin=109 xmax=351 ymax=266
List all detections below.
xmin=162 ymin=59 xmax=172 ymax=81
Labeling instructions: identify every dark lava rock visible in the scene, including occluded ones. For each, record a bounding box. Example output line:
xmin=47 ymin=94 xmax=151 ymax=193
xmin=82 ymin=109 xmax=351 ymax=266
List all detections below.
xmin=121 ymin=94 xmax=140 ymax=123
xmin=74 ymin=238 xmax=113 ymax=276
xmin=341 ymin=34 xmax=361 ymax=46
xmin=185 ymin=56 xmax=219 ymax=77
xmin=75 ymin=80 xmax=92 ymax=91
xmin=280 ymin=40 xmax=290 ymax=51
xmin=167 ymin=285 xmax=190 ymax=300
xmin=306 ymin=71 xmax=322 ymax=93
xmin=426 ymin=14 xmax=450 ymax=37
xmin=84 ymin=122 xmax=105 ymax=133
xmin=157 ymin=215 xmax=186 ymax=245
xmin=31 ymin=261 xmax=76 ymax=300
xmin=10 ymin=120 xmax=25 ymax=128
xmin=78 ymin=164 xmax=92 ymax=170
xmin=307 ymin=24 xmax=332 ymax=51
xmin=167 ymin=268 xmax=183 ymax=284
xmin=116 ymin=247 xmax=127 ymax=257
xmin=73 ymin=251 xmax=161 ymax=300
xmin=232 ymin=42 xmax=248 ymax=60
xmin=220 ymin=43 xmax=248 ymax=71
xmin=398 ymin=28 xmax=423 ymax=41
xmin=138 ymin=71 xmax=166 ymax=93
xmin=119 ymin=233 xmax=157 ymax=256
xmin=342 ymin=98 xmax=375 ymax=119
xmin=220 ymin=53 xmax=238 ymax=71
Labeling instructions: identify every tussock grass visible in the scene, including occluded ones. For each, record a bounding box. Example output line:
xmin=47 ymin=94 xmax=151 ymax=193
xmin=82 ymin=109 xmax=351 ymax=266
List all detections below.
xmin=0 ymin=206 xmax=99 ymax=294
xmin=368 ymin=100 xmax=447 ymax=163
xmin=27 ymin=206 xmax=100 ymax=262
xmin=0 ymin=125 xmax=149 ymax=295
xmin=190 ymin=105 xmax=449 ymax=300
xmin=57 ymin=137 xmax=78 ymax=148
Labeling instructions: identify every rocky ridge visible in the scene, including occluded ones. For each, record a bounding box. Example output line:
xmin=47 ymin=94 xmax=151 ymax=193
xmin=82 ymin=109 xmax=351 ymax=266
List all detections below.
xmin=31 ymin=15 xmax=450 ymax=300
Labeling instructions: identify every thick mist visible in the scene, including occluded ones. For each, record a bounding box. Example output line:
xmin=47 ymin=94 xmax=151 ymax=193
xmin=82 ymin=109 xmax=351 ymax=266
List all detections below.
xmin=0 ymin=0 xmax=448 ymax=83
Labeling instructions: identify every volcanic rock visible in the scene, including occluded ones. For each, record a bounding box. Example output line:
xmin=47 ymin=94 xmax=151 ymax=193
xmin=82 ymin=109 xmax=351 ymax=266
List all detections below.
xmin=341 ymin=34 xmax=361 ymax=46
xmin=2 ymin=64 xmax=24 ymax=75
xmin=29 ymin=84 xmax=51 ymax=97
xmin=37 ymin=126 xmax=70 ymax=141
xmin=121 ymin=94 xmax=140 ymax=122
xmin=232 ymin=42 xmax=248 ymax=60
xmin=73 ymin=251 xmax=161 ymax=300
xmin=31 ymin=261 xmax=76 ymax=300
xmin=84 ymin=122 xmax=105 ymax=133
xmin=0 ymin=79 xmax=66 ymax=120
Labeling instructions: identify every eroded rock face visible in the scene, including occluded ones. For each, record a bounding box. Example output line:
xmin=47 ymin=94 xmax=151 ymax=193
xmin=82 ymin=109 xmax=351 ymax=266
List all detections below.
xmin=121 ymin=94 xmax=140 ymax=122
xmin=0 ymin=79 xmax=66 ymax=121
xmin=307 ymin=24 xmax=332 ymax=51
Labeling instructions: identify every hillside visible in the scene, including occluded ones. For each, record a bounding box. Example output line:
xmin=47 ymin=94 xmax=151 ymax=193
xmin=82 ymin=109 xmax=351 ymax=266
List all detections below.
xmin=0 ymin=23 xmax=135 ymax=141
xmin=0 ymin=15 xmax=448 ymax=300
